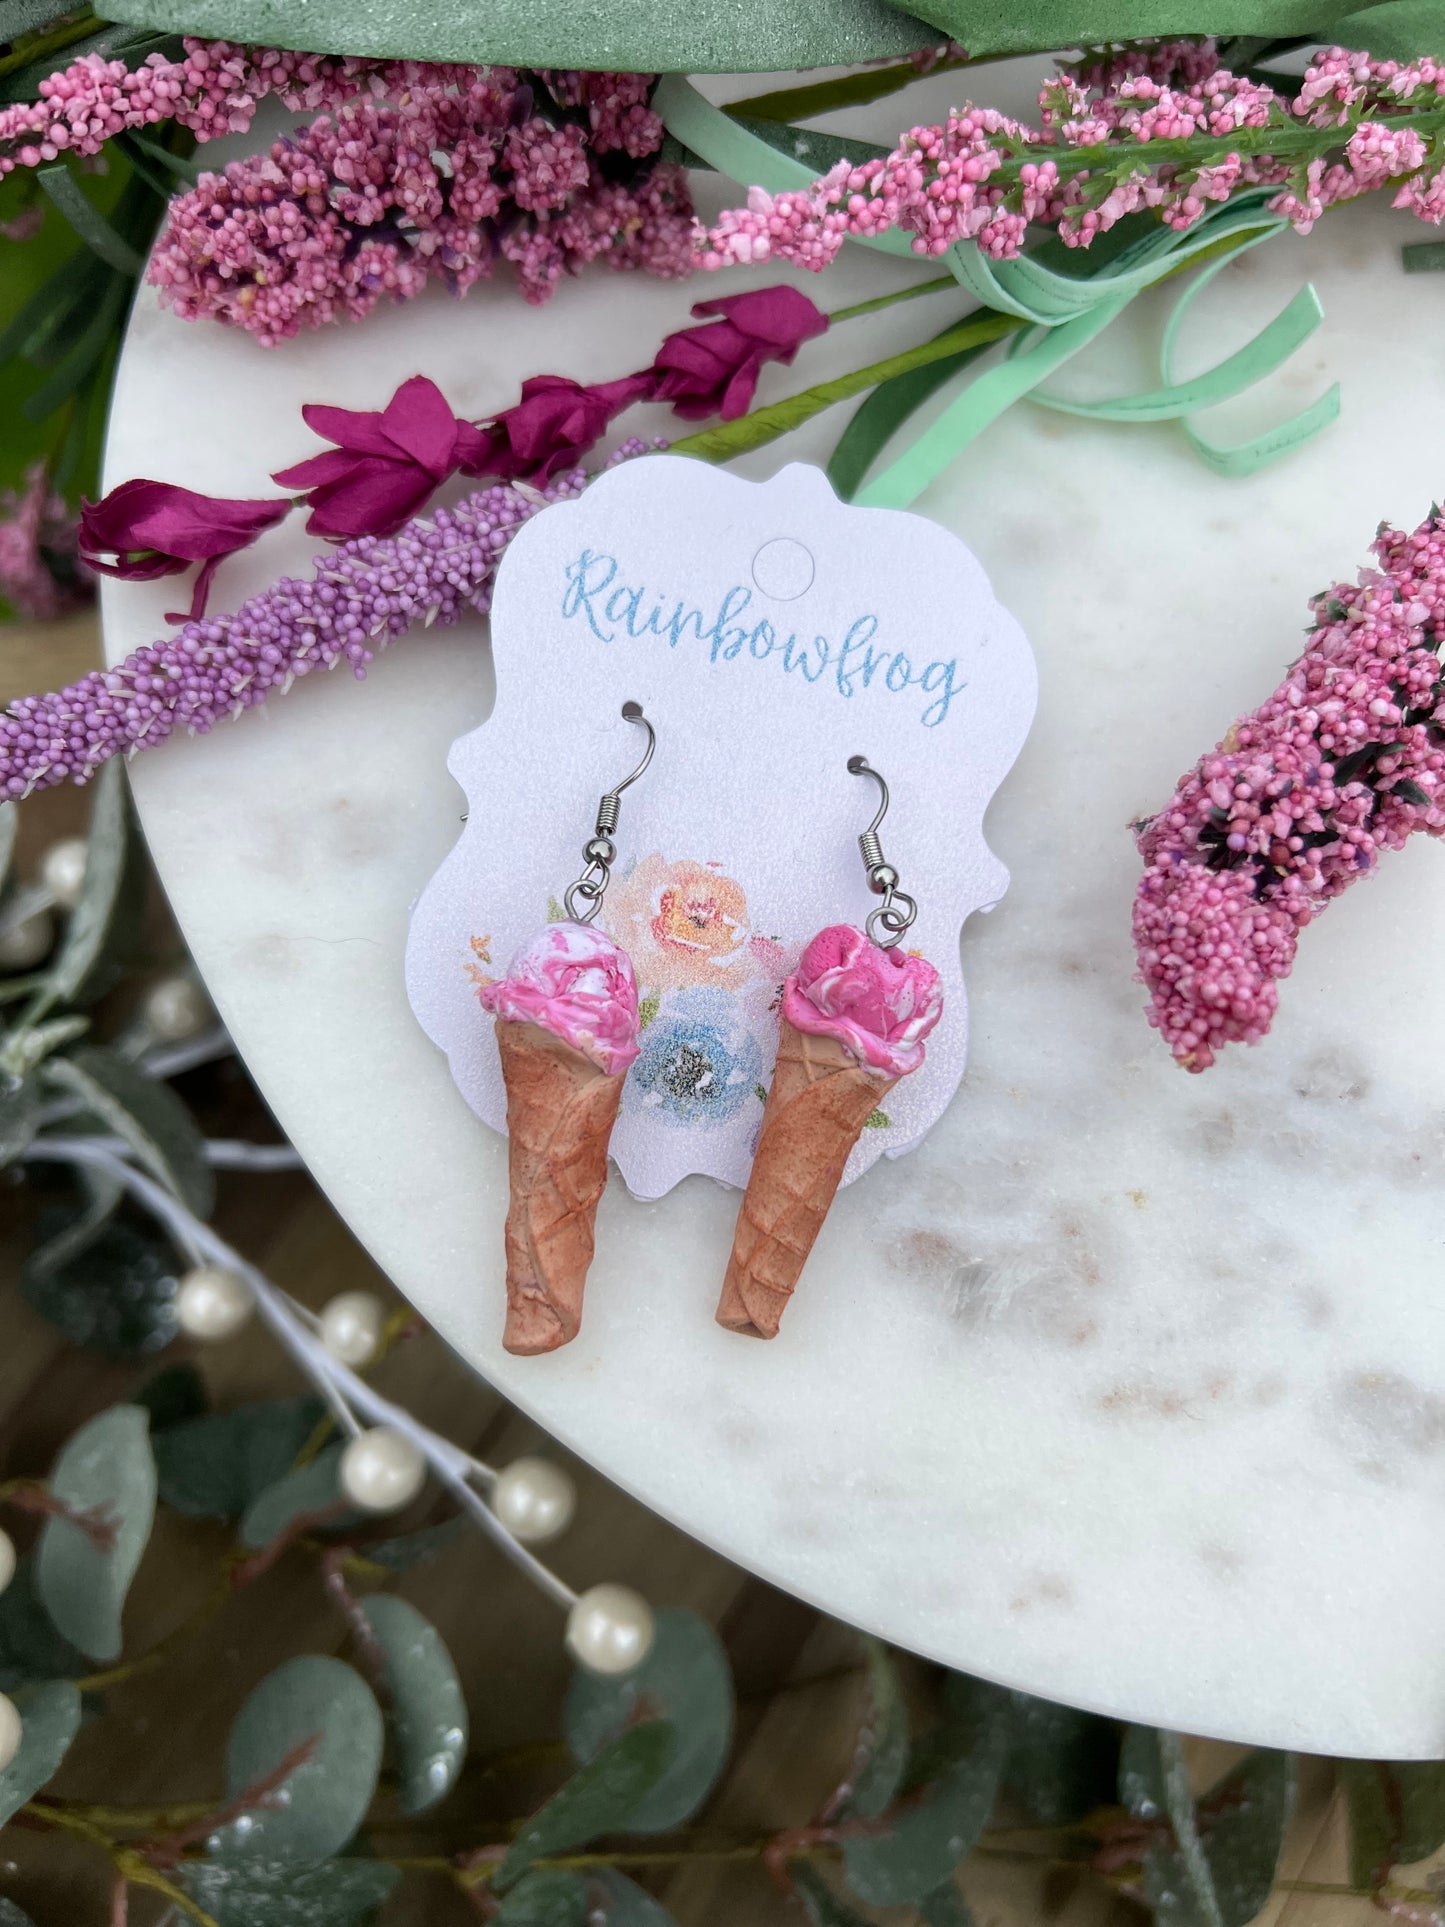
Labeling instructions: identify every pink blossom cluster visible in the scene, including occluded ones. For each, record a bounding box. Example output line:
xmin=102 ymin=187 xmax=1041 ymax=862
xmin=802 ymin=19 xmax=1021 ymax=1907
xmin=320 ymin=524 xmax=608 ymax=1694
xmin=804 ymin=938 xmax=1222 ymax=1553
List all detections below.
xmin=147 ymin=67 xmax=692 ymax=343
xmin=0 ymin=441 xmax=657 ymax=798
xmin=0 ymin=467 xmax=92 ymax=622
xmin=695 ymin=45 xmax=1445 ymax=269
xmin=1133 ymin=506 xmax=1445 ymax=1070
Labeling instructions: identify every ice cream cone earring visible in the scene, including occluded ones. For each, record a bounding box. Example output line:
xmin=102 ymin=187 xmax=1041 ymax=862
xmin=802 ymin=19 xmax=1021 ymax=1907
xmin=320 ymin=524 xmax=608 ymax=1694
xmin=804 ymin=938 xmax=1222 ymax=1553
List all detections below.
xmin=716 ymin=755 xmax=945 ymax=1341
xmin=478 ymin=702 xmax=654 ymax=1357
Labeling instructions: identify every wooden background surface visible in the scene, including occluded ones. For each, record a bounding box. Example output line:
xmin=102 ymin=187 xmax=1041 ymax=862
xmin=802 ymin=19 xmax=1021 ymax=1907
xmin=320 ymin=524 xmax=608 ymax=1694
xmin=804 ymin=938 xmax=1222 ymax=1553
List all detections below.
xmin=0 ymin=615 xmax=1390 ymax=1925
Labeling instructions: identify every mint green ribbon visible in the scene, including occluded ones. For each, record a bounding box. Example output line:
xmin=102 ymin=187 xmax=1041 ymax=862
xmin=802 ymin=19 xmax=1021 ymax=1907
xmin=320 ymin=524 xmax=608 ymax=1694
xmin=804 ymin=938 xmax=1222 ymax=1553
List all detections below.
xmin=656 ymin=75 xmax=1340 ymax=501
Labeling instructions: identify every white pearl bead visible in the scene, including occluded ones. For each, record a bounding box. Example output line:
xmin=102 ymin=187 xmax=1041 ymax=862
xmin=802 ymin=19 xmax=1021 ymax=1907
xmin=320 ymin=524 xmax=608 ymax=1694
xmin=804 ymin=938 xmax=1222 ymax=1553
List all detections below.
xmin=0 ymin=908 xmax=53 ymax=971
xmin=565 ymin=1583 xmax=655 ymax=1676
xmin=0 ymin=1693 xmax=22 ymax=1773
xmin=38 ymin=836 xmax=89 ymax=910
xmin=492 ymin=1456 xmax=576 ymax=1545
xmin=144 ymin=973 xmax=212 ymax=1043
xmin=318 ymin=1290 xmax=386 ymax=1369
xmin=175 ymin=1265 xmax=254 ymax=1341
xmin=339 ymin=1427 xmax=426 ymax=1514
xmin=0 ymin=1528 xmax=15 ymax=1599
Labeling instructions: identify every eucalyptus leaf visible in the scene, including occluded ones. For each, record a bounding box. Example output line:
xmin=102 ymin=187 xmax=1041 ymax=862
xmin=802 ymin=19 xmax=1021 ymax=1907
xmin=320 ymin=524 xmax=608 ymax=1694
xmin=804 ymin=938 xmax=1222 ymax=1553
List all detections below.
xmin=102 ymin=0 xmax=935 ymax=72
xmin=495 ymin=1723 xmax=676 ymax=1892
xmin=23 ymin=1213 xmax=178 ymax=1357
xmin=42 ymin=1045 xmax=214 ymax=1217
xmin=1000 ymin=1689 xmax=1121 ymax=1826
xmin=210 ymin=1656 xmax=384 ymax=1866
xmin=0 ymin=1559 xmax=92 ymax=1692
xmin=841 ymin=1676 xmax=1007 ymax=1908
xmin=0 ymin=1679 xmax=82 ymax=1825
xmin=0 ymin=1013 xmax=88 ymax=1080
xmin=133 ymin=1360 xmax=208 ymax=1432
xmin=27 ymin=760 xmax=142 ymax=1019
xmin=1201 ymin=1752 xmax=1293 ymax=1927
xmin=355 ymin=1594 xmax=467 ymax=1814
xmin=791 ymin=1863 xmax=874 ymax=1927
xmin=0 ymin=0 xmax=77 ymax=35
xmin=588 ymin=1868 xmax=681 ymax=1925
xmin=919 ymin=1881 xmax=977 ymax=1927
xmin=827 ymin=320 xmax=996 ymax=502
xmin=362 ymin=1515 xmax=465 ymax=1571
xmin=1119 ymin=1727 xmax=1224 ymax=1927
xmin=239 ymin=1443 xmax=352 ymax=1550
xmin=496 ymin=1869 xmax=589 ymax=1927
xmin=36 ymin=1404 xmax=156 ymax=1664
xmin=1342 ymin=1758 xmax=1445 ymax=1889
xmin=840 ymin=1637 xmax=908 ymax=1820
xmin=565 ymin=1607 xmax=732 ymax=1834
xmin=0 ymin=1900 xmax=38 ymax=1926
xmin=154 ymin=1397 xmax=325 ymax=1520
xmin=182 ymin=1855 xmax=399 ymax=1927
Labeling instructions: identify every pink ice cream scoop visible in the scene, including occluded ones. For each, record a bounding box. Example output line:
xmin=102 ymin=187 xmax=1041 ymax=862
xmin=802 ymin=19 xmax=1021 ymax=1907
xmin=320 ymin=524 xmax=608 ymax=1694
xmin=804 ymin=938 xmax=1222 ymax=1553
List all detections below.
xmin=479 ymin=920 xmax=641 ymax=1076
xmin=781 ymin=923 xmax=943 ymax=1078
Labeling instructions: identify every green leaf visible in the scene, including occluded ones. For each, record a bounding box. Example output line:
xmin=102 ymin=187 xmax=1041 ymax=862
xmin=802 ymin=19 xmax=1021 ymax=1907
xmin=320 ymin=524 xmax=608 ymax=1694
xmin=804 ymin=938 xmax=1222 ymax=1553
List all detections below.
xmin=0 ymin=1899 xmax=38 ymax=1926
xmin=495 ymin=1723 xmax=676 ymax=1892
xmin=42 ymin=1045 xmax=215 ymax=1218
xmin=23 ymin=1213 xmax=178 ymax=1357
xmin=239 ymin=1443 xmax=352 ymax=1550
xmin=637 ymin=990 xmax=660 ymax=1030
xmin=841 ymin=1637 xmax=908 ymax=1820
xmin=153 ymin=1398 xmax=325 ymax=1520
xmin=1342 ymin=1759 xmax=1445 ymax=1889
xmin=0 ymin=0 xmax=80 ymax=36
xmin=27 ymin=756 xmax=142 ymax=1018
xmin=1119 ymin=1727 xmax=1224 ymax=1927
xmin=790 ymin=1863 xmax=874 ymax=1927
xmin=1000 ymin=1690 xmax=1121 ymax=1826
xmin=827 ymin=322 xmax=996 ymax=503
xmin=36 ymin=164 xmax=144 ymax=274
xmin=355 ymin=1594 xmax=468 ymax=1814
xmin=729 ymin=115 xmax=888 ymax=175
xmin=588 ymin=1869 xmax=681 ymax=1925
xmin=22 ymin=1154 xmax=123 ymax=1286
xmin=1201 ymin=1752 xmax=1293 ymax=1927
xmin=1403 ymin=241 xmax=1445 ymax=272
xmin=133 ymin=1360 xmax=209 ymax=1432
xmin=0 ymin=1678 xmax=82 ymax=1825
xmin=496 ymin=1869 xmax=589 ymax=1927
xmin=1332 ymin=1 xmax=1445 ymax=58
xmin=861 ymin=1109 xmax=891 ymax=1128
xmin=565 ymin=1607 xmax=732 ymax=1834
xmin=869 ymin=2 xmax=1391 ymax=59
xmin=182 ymin=1856 xmax=399 ymax=1927
xmin=0 ymin=1559 xmax=92 ymax=1692
xmin=36 ymin=1403 xmax=156 ymax=1665
xmin=362 ymin=1516 xmax=465 ymax=1571
xmin=99 ymin=0 xmax=934 ymax=75
xmin=211 ymin=1656 xmax=384 ymax=1866
xmin=0 ymin=1013 xmax=88 ymax=1079
xmin=919 ymin=1881 xmax=977 ymax=1927
xmin=841 ymin=1676 xmax=1007 ymax=1908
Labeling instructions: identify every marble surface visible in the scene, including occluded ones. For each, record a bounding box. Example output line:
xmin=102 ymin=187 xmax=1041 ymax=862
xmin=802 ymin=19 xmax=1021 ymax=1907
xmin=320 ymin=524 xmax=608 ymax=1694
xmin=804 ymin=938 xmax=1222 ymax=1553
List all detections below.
xmin=101 ymin=73 xmax=1445 ymax=1758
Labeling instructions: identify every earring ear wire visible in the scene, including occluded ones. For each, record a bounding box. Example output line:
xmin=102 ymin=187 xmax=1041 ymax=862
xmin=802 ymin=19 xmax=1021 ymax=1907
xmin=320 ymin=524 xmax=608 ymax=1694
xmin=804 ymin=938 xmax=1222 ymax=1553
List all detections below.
xmin=564 ymin=701 xmax=653 ymax=923
xmin=847 ymin=754 xmax=917 ymax=948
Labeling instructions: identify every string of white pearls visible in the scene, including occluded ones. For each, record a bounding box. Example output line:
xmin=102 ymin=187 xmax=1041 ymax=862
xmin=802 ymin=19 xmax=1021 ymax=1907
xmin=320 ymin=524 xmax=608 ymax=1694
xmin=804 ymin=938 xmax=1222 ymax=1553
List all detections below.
xmin=142 ymin=972 xmax=212 ymax=1044
xmin=0 ymin=906 xmax=53 ymax=971
xmin=564 ymin=1584 xmax=655 ymax=1674
xmin=318 ymin=1291 xmax=386 ymax=1369
xmin=0 ymin=1526 xmax=19 ymax=1767
xmin=338 ymin=1426 xmax=427 ymax=1514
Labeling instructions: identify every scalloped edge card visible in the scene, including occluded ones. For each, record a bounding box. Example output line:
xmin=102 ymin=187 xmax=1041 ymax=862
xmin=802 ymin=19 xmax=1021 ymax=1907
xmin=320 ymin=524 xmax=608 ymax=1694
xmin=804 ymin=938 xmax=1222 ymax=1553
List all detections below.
xmin=405 ymin=456 xmax=1037 ymax=1202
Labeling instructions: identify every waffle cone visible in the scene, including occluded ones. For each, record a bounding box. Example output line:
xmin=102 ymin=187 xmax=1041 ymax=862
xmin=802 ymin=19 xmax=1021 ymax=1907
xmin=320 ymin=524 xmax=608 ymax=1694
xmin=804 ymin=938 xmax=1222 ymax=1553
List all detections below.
xmin=494 ymin=1018 xmax=626 ymax=1356
xmin=717 ymin=1018 xmax=896 ymax=1340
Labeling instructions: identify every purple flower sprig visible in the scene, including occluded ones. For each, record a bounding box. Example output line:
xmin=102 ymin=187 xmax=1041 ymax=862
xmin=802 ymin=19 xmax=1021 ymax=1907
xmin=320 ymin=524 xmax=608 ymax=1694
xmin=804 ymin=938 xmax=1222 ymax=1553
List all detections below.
xmin=0 ymin=442 xmax=657 ymax=800
xmin=1133 ymin=505 xmax=1445 ymax=1070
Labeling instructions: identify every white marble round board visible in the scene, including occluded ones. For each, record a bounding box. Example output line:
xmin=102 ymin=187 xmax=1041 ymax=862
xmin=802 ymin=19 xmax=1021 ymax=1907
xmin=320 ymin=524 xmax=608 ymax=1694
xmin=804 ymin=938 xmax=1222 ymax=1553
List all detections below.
xmin=101 ymin=65 xmax=1445 ymax=1760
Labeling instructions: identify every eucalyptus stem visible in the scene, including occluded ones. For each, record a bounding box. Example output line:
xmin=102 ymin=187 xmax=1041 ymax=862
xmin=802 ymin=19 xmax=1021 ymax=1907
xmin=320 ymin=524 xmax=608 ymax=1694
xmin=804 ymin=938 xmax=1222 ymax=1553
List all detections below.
xmin=828 ymin=273 xmax=957 ymax=324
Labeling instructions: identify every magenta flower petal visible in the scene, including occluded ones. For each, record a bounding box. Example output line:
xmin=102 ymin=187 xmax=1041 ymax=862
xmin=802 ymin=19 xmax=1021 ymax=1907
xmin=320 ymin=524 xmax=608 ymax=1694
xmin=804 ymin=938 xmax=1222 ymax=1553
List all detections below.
xmin=479 ymin=371 xmax=655 ymax=483
xmin=79 ymin=479 xmax=292 ymax=573
xmin=651 ymin=284 xmax=828 ymax=422
xmin=280 ymin=376 xmax=490 ymax=537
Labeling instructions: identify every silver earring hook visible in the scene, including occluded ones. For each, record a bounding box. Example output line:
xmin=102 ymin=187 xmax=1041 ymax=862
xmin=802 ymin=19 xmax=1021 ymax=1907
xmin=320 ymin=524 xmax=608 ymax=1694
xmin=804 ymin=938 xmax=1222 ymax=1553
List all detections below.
xmin=564 ymin=702 xmax=653 ymax=924
xmin=847 ymin=754 xmax=917 ymax=949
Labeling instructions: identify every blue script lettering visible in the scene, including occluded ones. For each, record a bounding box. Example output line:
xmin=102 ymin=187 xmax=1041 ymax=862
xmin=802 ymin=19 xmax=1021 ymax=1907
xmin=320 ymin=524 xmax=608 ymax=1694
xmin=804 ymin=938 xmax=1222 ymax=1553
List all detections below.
xmin=558 ymin=547 xmax=966 ymax=728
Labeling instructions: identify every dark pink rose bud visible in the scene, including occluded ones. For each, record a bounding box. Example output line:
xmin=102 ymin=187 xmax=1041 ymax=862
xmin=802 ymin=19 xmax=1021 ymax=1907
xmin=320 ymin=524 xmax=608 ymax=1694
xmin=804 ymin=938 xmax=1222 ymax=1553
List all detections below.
xmin=472 ymin=372 xmax=657 ymax=485
xmin=78 ymin=478 xmax=293 ymax=622
xmin=274 ymin=375 xmax=493 ymax=540
xmin=650 ymin=286 xmax=829 ymax=421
